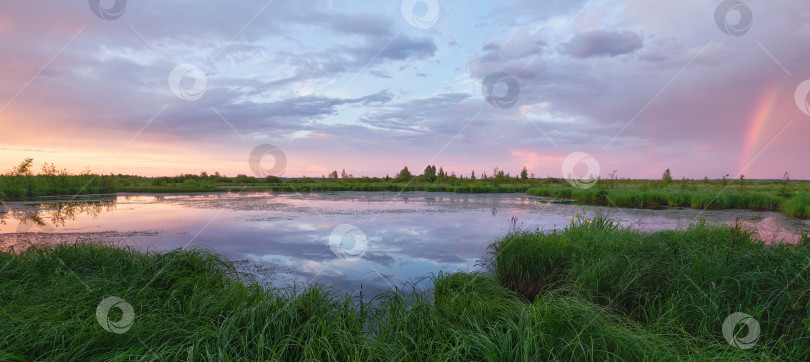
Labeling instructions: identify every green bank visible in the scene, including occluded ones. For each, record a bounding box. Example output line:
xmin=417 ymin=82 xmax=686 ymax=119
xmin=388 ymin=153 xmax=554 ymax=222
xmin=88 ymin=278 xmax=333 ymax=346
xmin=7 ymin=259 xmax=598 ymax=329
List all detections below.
xmin=1 ymin=159 xmax=808 ymax=219
xmin=1 ymin=217 xmax=808 ymax=360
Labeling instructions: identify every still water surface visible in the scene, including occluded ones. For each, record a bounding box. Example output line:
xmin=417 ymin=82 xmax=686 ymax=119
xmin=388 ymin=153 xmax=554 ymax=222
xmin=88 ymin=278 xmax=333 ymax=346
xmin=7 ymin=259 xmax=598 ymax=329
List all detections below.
xmin=1 ymin=192 xmax=807 ymax=295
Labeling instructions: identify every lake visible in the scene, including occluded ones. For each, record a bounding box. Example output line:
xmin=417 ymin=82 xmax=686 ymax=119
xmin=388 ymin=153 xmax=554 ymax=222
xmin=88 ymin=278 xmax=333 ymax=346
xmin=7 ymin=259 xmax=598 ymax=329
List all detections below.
xmin=1 ymin=192 xmax=807 ymax=296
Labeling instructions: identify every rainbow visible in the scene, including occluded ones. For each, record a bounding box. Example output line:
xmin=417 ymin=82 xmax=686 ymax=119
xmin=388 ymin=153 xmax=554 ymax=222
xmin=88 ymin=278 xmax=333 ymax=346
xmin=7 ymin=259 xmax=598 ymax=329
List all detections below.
xmin=738 ymin=85 xmax=780 ymax=176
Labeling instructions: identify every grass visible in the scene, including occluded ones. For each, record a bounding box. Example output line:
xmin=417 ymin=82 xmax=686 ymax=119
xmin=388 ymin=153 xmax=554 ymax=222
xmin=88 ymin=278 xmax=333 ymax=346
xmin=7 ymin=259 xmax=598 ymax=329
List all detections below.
xmin=3 ymin=217 xmax=808 ymax=360
xmin=783 ymin=194 xmax=810 ymax=219
xmin=488 ymin=212 xmax=810 ymax=359
xmin=527 ymin=183 xmax=810 ymax=219
xmin=113 ymin=177 xmax=810 ymax=220
xmin=2 ymin=159 xmax=808 ymax=220
xmin=4 ymin=176 xmax=810 ymax=221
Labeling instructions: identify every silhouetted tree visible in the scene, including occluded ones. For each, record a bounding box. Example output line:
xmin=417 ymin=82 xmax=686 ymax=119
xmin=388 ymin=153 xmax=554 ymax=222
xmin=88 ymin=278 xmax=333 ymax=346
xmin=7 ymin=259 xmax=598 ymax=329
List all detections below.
xmin=607 ymin=170 xmax=618 ymax=189
xmin=423 ymin=165 xmax=437 ymax=183
xmin=662 ymin=169 xmax=672 ymax=184
xmin=8 ymin=158 xmax=34 ymax=176
xmin=395 ymin=166 xmax=413 ymax=182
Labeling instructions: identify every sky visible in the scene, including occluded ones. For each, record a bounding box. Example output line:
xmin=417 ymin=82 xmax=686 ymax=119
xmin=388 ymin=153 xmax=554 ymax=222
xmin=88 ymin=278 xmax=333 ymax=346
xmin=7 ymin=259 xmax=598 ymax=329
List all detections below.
xmin=1 ymin=0 xmax=809 ymax=179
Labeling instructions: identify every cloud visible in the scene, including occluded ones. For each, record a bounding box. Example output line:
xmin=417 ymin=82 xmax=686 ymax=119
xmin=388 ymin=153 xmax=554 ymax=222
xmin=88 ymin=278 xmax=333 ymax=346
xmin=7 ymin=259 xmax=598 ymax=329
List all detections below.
xmin=561 ymin=30 xmax=644 ymax=58
xmin=358 ymin=93 xmax=472 ymax=133
xmin=367 ymin=70 xmax=392 ymax=78
xmin=1 ymin=0 xmax=809 ymax=179
xmin=352 ymin=35 xmax=437 ymax=62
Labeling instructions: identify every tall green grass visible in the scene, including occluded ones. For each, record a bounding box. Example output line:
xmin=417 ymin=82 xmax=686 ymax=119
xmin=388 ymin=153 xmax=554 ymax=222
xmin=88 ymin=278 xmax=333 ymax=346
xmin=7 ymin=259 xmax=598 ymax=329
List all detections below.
xmin=783 ymin=194 xmax=810 ymax=219
xmin=1 ymin=239 xmax=773 ymax=360
xmin=527 ymin=185 xmax=807 ymax=218
xmin=488 ymin=216 xmax=810 ymax=359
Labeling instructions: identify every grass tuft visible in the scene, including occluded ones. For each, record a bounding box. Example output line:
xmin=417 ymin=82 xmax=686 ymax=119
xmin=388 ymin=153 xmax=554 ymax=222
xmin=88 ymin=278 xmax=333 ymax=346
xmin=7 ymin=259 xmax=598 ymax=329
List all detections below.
xmin=2 ymin=225 xmax=807 ymax=360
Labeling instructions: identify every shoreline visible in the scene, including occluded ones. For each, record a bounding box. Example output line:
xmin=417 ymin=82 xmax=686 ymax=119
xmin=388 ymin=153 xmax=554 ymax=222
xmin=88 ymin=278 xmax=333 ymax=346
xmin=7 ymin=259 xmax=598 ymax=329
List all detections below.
xmin=2 ymin=222 xmax=808 ymax=359
xmin=2 ymin=182 xmax=808 ymax=220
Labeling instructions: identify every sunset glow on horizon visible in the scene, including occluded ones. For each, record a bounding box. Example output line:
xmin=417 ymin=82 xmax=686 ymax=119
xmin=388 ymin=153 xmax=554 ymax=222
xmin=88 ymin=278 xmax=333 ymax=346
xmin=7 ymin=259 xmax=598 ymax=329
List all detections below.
xmin=2 ymin=1 xmax=809 ymax=179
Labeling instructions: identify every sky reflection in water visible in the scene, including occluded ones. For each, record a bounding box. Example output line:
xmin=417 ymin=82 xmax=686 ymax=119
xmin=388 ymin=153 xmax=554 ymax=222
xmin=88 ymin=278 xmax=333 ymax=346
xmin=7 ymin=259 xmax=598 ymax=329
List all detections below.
xmin=1 ymin=192 xmax=808 ymax=296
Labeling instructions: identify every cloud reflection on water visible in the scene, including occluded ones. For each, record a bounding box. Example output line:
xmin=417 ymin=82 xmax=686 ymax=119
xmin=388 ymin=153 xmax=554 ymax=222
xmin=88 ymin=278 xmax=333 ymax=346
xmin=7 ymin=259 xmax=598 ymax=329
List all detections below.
xmin=1 ymin=191 xmax=808 ymax=296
